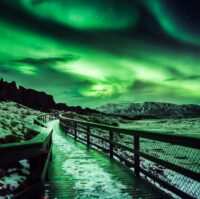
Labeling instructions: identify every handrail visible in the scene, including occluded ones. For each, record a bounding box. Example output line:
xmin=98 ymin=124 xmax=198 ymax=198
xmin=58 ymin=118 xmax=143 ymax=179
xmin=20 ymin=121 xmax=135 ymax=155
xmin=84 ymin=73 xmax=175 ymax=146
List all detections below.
xmin=59 ymin=114 xmax=200 ymax=199
xmin=0 ymin=126 xmax=50 ymax=150
xmin=59 ymin=115 xmax=200 ymax=149
xmin=0 ymin=112 xmax=59 ymax=198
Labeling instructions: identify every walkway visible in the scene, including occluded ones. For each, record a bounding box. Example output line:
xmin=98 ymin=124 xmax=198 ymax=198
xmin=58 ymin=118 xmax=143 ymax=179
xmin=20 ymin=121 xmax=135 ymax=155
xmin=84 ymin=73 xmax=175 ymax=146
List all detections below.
xmin=41 ymin=120 xmax=171 ymax=199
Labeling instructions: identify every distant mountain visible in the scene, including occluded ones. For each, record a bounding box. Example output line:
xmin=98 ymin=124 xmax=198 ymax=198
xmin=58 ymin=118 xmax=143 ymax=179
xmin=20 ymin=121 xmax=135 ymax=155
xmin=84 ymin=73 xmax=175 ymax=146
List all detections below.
xmin=97 ymin=102 xmax=200 ymax=119
xmin=0 ymin=78 xmax=99 ymax=114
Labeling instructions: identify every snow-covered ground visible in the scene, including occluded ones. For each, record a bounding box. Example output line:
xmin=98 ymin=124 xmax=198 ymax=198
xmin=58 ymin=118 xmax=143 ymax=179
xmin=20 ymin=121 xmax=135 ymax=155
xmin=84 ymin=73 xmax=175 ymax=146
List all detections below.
xmin=97 ymin=102 xmax=200 ymax=119
xmin=0 ymin=101 xmax=41 ymax=143
xmin=120 ymin=118 xmax=200 ymax=135
xmin=65 ymin=117 xmax=200 ymax=198
xmin=62 ymin=111 xmax=123 ymax=126
xmin=0 ymin=101 xmax=41 ymax=198
xmin=119 ymin=118 xmax=200 ymax=198
xmin=0 ymin=160 xmax=30 ymax=199
xmin=45 ymin=121 xmax=133 ymax=199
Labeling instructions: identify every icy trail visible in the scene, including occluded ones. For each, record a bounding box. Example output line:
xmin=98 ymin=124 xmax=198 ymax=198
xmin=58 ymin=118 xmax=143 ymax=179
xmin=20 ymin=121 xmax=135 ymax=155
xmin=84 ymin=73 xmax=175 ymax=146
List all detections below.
xmin=41 ymin=120 xmax=170 ymax=199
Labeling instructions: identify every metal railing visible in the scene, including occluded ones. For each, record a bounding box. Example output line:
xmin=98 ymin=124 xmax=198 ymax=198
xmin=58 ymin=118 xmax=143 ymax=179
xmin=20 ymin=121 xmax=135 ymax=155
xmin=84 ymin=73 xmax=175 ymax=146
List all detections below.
xmin=0 ymin=113 xmax=58 ymax=198
xmin=59 ymin=114 xmax=200 ymax=199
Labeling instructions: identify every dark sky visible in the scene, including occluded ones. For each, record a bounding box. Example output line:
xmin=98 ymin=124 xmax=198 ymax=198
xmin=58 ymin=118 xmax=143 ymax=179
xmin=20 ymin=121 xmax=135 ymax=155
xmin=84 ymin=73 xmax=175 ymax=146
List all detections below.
xmin=0 ymin=0 xmax=200 ymax=107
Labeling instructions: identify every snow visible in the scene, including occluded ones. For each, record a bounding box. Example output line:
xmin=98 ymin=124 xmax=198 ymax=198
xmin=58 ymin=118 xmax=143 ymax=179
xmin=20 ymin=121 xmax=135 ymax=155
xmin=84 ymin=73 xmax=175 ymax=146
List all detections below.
xmin=0 ymin=101 xmax=41 ymax=143
xmin=0 ymin=159 xmax=30 ymax=196
xmin=0 ymin=173 xmax=26 ymax=191
xmin=0 ymin=195 xmax=13 ymax=199
xmin=62 ymin=111 xmax=120 ymax=126
xmin=19 ymin=160 xmax=30 ymax=176
xmin=1 ymin=100 xmax=199 ymax=198
xmin=63 ymin=116 xmax=200 ymax=198
xmin=19 ymin=160 xmax=30 ymax=170
xmin=0 ymin=101 xmax=41 ymax=197
xmin=0 ymin=128 xmax=10 ymax=139
xmin=118 ymin=119 xmax=200 ymax=198
xmin=52 ymin=127 xmax=132 ymax=199
xmin=120 ymin=118 xmax=200 ymax=135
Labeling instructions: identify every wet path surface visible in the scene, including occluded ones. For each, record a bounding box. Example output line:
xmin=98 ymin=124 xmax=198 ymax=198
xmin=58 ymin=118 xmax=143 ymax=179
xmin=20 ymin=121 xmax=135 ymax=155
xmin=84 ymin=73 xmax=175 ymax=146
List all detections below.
xmin=41 ymin=120 xmax=170 ymax=199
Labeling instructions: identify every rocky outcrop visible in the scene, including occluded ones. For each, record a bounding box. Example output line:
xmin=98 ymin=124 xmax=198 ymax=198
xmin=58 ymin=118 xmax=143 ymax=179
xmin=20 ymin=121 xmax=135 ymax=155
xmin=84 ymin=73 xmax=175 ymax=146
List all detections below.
xmin=0 ymin=78 xmax=57 ymax=112
xmin=0 ymin=78 xmax=99 ymax=114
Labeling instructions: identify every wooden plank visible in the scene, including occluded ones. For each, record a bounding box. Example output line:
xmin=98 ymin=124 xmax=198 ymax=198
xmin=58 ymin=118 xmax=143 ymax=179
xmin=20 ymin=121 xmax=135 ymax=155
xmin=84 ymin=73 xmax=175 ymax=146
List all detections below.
xmin=0 ymin=113 xmax=56 ymax=198
xmin=0 ymin=148 xmax=44 ymax=168
xmin=77 ymin=136 xmax=87 ymax=143
xmin=90 ymin=133 xmax=110 ymax=143
xmin=77 ymin=129 xmax=87 ymax=134
xmin=50 ymin=118 xmax=174 ymax=199
xmin=13 ymin=181 xmax=43 ymax=199
xmin=60 ymin=122 xmax=75 ymax=129
xmin=87 ymin=126 xmax=90 ymax=147
xmin=109 ymin=130 xmax=114 ymax=158
xmin=134 ymin=136 xmax=140 ymax=176
xmin=113 ymin=142 xmax=134 ymax=153
xmin=59 ymin=115 xmax=200 ymax=149
xmin=74 ymin=123 xmax=77 ymax=140
xmin=90 ymin=142 xmax=109 ymax=153
xmin=58 ymin=115 xmax=200 ymax=199
xmin=41 ymin=145 xmax=52 ymax=181
xmin=0 ymin=128 xmax=51 ymax=151
xmin=112 ymin=151 xmax=135 ymax=168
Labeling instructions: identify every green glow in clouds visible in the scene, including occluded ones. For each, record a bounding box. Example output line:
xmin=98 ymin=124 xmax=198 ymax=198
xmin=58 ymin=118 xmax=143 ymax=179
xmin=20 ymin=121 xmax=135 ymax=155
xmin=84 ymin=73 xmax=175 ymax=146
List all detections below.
xmin=21 ymin=0 xmax=138 ymax=30
xmin=0 ymin=0 xmax=200 ymax=106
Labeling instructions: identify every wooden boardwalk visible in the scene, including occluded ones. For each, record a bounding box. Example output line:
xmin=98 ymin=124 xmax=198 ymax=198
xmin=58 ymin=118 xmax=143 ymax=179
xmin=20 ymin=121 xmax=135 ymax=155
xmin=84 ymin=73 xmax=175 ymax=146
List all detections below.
xmin=41 ymin=121 xmax=171 ymax=199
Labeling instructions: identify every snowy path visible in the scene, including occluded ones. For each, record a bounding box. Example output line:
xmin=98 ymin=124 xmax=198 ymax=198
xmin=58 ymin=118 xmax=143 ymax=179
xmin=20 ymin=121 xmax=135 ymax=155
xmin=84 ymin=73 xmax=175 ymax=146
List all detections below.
xmin=41 ymin=120 xmax=170 ymax=199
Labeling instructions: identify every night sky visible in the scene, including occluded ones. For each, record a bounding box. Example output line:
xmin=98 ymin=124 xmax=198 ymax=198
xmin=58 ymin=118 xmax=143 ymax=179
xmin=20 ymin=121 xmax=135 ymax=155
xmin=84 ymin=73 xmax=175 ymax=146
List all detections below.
xmin=0 ymin=0 xmax=199 ymax=107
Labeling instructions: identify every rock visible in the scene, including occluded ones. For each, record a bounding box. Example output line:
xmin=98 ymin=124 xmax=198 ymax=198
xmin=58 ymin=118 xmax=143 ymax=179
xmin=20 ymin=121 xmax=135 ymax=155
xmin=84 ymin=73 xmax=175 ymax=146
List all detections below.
xmin=0 ymin=79 xmax=59 ymax=112
xmin=5 ymin=134 xmax=20 ymax=143
xmin=0 ymin=78 xmax=100 ymax=114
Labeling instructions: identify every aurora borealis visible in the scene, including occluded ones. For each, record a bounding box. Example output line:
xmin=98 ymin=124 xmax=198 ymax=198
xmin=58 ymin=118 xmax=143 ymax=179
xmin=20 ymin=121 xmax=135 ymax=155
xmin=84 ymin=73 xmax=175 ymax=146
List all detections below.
xmin=0 ymin=0 xmax=199 ymax=107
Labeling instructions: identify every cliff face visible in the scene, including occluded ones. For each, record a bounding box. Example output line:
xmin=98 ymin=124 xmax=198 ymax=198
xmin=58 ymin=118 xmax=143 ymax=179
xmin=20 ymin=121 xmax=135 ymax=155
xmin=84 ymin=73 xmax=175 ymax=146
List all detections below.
xmin=0 ymin=78 xmax=59 ymax=112
xmin=0 ymin=78 xmax=99 ymax=114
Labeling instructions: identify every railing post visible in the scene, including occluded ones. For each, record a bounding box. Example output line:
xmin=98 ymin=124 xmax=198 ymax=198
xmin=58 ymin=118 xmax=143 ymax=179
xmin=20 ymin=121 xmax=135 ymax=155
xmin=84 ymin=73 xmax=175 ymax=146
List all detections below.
xmin=109 ymin=130 xmax=114 ymax=158
xmin=134 ymin=135 xmax=140 ymax=176
xmin=87 ymin=125 xmax=90 ymax=147
xmin=49 ymin=133 xmax=53 ymax=162
xmin=74 ymin=122 xmax=77 ymax=140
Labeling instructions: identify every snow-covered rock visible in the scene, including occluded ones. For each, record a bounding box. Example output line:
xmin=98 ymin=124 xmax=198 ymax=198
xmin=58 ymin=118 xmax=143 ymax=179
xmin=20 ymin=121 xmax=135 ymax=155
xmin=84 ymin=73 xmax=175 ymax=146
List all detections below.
xmin=0 ymin=101 xmax=41 ymax=143
xmin=0 ymin=102 xmax=42 ymax=197
xmin=97 ymin=102 xmax=200 ymax=119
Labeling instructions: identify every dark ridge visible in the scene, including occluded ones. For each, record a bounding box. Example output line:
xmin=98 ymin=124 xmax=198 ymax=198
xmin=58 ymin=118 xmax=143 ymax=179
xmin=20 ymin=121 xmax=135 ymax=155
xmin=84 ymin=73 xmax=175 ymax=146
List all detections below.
xmin=0 ymin=78 xmax=100 ymax=114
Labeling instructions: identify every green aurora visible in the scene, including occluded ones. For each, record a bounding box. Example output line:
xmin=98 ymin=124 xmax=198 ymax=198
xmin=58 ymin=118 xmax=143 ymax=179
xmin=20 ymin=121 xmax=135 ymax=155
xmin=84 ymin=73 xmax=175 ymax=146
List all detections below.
xmin=0 ymin=0 xmax=199 ymax=107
